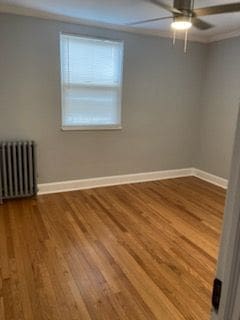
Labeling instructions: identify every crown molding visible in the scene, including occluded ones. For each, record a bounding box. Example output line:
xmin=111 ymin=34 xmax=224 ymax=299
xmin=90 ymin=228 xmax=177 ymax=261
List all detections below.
xmin=0 ymin=4 xmax=239 ymax=44
xmin=208 ymin=28 xmax=240 ymax=43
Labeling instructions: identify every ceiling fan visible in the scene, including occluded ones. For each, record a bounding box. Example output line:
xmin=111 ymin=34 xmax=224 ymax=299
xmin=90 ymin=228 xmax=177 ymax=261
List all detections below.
xmin=128 ymin=1 xmax=240 ymax=51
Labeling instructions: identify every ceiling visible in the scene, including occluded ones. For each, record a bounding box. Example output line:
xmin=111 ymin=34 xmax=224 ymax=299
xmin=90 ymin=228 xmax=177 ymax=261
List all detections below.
xmin=0 ymin=0 xmax=240 ymax=42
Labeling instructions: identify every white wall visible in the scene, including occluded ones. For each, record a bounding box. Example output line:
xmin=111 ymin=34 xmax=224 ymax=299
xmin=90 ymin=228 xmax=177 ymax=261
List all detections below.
xmin=0 ymin=13 xmax=239 ymax=183
xmin=0 ymin=13 xmax=207 ymax=183
xmin=198 ymin=37 xmax=240 ymax=179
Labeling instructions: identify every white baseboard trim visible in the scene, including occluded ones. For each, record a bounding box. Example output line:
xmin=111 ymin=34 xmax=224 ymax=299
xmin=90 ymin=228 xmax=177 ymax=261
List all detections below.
xmin=38 ymin=167 xmax=228 ymax=195
xmin=38 ymin=168 xmax=193 ymax=195
xmin=192 ymin=169 xmax=228 ymax=189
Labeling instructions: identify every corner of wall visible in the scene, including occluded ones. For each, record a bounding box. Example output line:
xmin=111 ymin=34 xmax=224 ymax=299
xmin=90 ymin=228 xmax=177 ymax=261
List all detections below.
xmin=192 ymin=43 xmax=210 ymax=170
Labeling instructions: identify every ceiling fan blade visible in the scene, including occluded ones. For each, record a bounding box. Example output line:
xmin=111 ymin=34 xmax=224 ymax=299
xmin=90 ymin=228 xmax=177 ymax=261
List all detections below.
xmin=193 ymin=3 xmax=240 ymax=17
xmin=192 ymin=17 xmax=214 ymax=30
xmin=148 ymin=0 xmax=182 ymax=14
xmin=126 ymin=16 xmax=172 ymax=26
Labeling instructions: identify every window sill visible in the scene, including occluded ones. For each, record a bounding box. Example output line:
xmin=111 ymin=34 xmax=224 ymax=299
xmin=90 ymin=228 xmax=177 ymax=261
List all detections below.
xmin=61 ymin=125 xmax=122 ymax=131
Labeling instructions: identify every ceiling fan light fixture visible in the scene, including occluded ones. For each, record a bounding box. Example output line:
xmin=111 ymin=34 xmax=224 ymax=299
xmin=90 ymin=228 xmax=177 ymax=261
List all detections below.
xmin=171 ymin=19 xmax=192 ymax=30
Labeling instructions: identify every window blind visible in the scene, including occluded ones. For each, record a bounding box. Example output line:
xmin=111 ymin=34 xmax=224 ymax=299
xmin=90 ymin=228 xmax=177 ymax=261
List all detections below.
xmin=60 ymin=34 xmax=124 ymax=130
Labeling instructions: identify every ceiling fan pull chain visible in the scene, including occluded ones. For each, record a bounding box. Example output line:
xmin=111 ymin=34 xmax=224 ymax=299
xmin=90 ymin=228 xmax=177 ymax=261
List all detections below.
xmin=191 ymin=0 xmax=195 ymax=11
xmin=173 ymin=29 xmax=176 ymax=45
xmin=184 ymin=29 xmax=188 ymax=53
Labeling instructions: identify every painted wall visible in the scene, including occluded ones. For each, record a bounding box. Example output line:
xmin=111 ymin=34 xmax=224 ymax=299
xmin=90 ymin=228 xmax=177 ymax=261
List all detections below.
xmin=0 ymin=13 xmax=207 ymax=183
xmin=198 ymin=37 xmax=240 ymax=179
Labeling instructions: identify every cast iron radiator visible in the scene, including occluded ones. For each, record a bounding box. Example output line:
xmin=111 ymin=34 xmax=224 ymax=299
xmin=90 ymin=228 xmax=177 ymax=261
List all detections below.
xmin=0 ymin=141 xmax=37 ymax=203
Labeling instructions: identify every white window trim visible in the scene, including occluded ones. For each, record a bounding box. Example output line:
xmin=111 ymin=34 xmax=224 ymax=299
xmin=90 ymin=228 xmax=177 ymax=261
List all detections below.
xmin=61 ymin=124 xmax=123 ymax=131
xmin=59 ymin=32 xmax=124 ymax=131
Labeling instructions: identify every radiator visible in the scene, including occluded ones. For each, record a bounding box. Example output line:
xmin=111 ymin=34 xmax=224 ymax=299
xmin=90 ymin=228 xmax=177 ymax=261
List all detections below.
xmin=0 ymin=141 xmax=37 ymax=203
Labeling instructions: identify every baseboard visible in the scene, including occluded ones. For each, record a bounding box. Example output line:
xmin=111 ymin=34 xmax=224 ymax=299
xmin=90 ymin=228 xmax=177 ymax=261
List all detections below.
xmin=38 ymin=167 xmax=228 ymax=195
xmin=193 ymin=168 xmax=228 ymax=189
xmin=38 ymin=168 xmax=193 ymax=195
xmin=192 ymin=169 xmax=228 ymax=189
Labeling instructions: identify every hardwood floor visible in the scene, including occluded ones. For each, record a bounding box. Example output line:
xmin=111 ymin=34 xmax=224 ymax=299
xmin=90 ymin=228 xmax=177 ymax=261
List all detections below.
xmin=0 ymin=177 xmax=225 ymax=320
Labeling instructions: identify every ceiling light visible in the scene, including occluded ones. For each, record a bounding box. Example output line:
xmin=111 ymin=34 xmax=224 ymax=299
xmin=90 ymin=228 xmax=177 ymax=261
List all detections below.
xmin=171 ymin=16 xmax=192 ymax=52
xmin=171 ymin=20 xmax=192 ymax=30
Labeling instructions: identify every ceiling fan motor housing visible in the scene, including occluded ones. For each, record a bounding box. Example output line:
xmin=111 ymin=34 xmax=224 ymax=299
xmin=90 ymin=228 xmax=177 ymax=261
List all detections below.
xmin=173 ymin=0 xmax=192 ymax=12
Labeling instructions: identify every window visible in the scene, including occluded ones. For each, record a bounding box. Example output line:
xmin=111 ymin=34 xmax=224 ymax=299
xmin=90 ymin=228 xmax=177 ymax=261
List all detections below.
xmin=60 ymin=34 xmax=124 ymax=130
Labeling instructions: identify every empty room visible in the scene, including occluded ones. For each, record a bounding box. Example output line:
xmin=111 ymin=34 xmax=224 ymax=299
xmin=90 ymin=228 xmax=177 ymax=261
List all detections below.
xmin=0 ymin=0 xmax=240 ymax=319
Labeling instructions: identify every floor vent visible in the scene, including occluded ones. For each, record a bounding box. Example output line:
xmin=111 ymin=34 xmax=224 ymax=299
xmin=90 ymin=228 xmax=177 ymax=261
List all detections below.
xmin=0 ymin=141 xmax=37 ymax=203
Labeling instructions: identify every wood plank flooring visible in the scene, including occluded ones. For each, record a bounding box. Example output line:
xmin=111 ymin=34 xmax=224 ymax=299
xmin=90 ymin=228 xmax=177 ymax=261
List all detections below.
xmin=0 ymin=177 xmax=226 ymax=320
